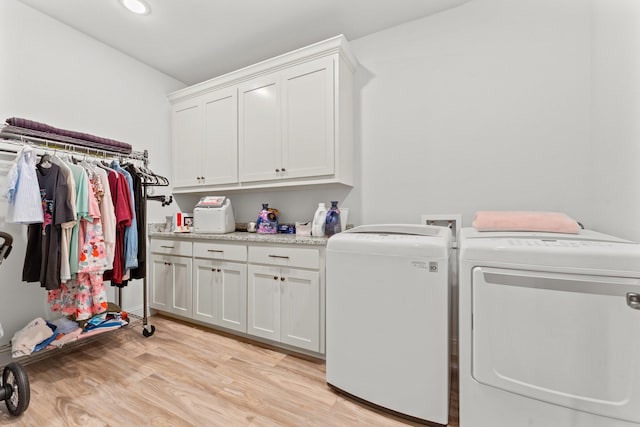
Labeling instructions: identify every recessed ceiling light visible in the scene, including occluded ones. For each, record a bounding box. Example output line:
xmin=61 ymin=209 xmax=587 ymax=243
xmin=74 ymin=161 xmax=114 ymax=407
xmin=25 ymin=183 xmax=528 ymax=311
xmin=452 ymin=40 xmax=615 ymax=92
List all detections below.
xmin=120 ymin=0 xmax=150 ymax=15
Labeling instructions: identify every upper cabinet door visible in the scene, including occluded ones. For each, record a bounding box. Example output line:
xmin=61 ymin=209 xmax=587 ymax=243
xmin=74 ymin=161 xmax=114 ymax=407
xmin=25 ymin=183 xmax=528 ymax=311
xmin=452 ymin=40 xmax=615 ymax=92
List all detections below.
xmin=282 ymin=56 xmax=335 ymax=180
xmin=172 ymin=99 xmax=202 ymax=188
xmin=202 ymin=87 xmax=239 ymax=186
xmin=238 ymin=74 xmax=282 ymax=182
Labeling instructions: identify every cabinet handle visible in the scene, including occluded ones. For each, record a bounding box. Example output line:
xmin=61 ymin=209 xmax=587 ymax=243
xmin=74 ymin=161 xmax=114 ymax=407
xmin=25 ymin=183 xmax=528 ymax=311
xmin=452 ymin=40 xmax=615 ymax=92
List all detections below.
xmin=281 ymin=168 xmax=286 ymax=172
xmin=273 ymin=276 xmax=278 ymax=280
xmin=207 ymin=250 xmax=224 ymax=253
xmin=217 ymin=269 xmax=221 ymax=272
xmin=280 ymin=277 xmax=285 ymax=281
xmin=275 ymin=169 xmax=280 ymax=173
xmin=160 ymin=245 xmax=175 ymax=249
xmin=164 ymin=262 xmax=172 ymax=266
xmin=268 ymin=255 xmax=289 ymax=259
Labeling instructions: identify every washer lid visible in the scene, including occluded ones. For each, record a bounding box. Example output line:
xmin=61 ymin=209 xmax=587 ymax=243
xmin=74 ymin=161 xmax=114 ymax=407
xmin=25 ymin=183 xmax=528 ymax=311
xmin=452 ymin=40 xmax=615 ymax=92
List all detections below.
xmin=461 ymin=227 xmax=632 ymax=243
xmin=327 ymin=224 xmax=452 ymax=258
xmin=345 ymin=224 xmax=449 ymax=237
xmin=459 ymin=227 xmax=640 ymax=273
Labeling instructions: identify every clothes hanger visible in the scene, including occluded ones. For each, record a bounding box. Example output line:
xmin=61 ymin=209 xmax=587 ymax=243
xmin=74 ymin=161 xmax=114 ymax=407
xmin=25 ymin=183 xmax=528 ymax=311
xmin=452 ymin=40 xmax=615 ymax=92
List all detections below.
xmin=37 ymin=142 xmax=52 ymax=168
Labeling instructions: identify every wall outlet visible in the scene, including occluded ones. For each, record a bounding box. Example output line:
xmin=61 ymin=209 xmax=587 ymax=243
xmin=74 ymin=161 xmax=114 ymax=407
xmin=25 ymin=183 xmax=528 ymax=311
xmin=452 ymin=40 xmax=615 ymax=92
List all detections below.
xmin=421 ymin=214 xmax=462 ymax=248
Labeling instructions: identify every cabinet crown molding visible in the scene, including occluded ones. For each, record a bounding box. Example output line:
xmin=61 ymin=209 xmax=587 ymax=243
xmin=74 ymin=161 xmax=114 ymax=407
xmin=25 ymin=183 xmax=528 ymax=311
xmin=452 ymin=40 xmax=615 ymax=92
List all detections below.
xmin=168 ymin=34 xmax=358 ymax=103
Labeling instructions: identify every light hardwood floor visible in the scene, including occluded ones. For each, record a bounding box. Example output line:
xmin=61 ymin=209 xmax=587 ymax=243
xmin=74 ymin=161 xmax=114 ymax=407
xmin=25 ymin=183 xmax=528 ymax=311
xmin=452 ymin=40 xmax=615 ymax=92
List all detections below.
xmin=0 ymin=315 xmax=459 ymax=427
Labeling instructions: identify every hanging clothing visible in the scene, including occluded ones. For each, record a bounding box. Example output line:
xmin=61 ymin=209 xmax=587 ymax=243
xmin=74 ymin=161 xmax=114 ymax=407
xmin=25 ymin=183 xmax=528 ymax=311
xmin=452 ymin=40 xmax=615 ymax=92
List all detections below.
xmin=6 ymin=146 xmax=44 ymax=224
xmin=111 ymin=161 xmax=138 ymax=272
xmin=93 ymin=166 xmax=116 ymax=269
xmin=47 ymin=273 xmax=108 ymax=321
xmin=77 ymin=168 xmax=108 ymax=273
xmin=22 ymin=162 xmax=75 ymax=290
xmin=103 ymin=167 xmax=133 ymax=285
xmin=50 ymin=156 xmax=77 ymax=283
xmin=124 ymin=163 xmax=146 ymax=280
xmin=66 ymin=162 xmax=90 ymax=277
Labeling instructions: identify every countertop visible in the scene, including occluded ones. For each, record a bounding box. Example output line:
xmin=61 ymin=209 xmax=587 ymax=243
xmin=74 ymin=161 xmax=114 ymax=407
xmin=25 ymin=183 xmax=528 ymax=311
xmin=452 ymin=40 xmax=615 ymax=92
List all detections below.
xmin=148 ymin=230 xmax=329 ymax=247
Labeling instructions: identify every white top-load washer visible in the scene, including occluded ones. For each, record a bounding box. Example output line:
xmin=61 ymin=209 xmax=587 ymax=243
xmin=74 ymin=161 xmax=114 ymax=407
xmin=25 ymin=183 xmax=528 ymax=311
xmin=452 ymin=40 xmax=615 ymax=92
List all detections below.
xmin=458 ymin=227 xmax=640 ymax=427
xmin=326 ymin=224 xmax=452 ymax=424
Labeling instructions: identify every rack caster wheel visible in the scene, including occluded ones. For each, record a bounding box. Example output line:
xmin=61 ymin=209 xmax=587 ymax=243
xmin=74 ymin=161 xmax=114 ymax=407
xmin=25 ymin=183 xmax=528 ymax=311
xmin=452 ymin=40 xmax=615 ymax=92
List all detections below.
xmin=2 ymin=362 xmax=30 ymax=416
xmin=142 ymin=324 xmax=156 ymax=337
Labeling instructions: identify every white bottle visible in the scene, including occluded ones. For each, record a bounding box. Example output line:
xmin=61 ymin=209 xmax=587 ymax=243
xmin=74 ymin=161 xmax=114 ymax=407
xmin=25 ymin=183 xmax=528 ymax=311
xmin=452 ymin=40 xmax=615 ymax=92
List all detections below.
xmin=311 ymin=203 xmax=328 ymax=237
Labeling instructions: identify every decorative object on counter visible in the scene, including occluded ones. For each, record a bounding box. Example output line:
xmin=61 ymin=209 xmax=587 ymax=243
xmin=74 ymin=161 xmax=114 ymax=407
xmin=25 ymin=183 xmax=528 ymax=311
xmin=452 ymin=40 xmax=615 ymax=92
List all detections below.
xmin=247 ymin=222 xmax=257 ymax=233
xmin=193 ymin=196 xmax=235 ymax=234
xmin=277 ymin=224 xmax=296 ymax=234
xmin=311 ymin=203 xmax=328 ymax=237
xmin=296 ymin=222 xmax=312 ymax=236
xmin=173 ymin=212 xmax=193 ymax=233
xmin=325 ymin=201 xmax=341 ymax=236
xmin=256 ymin=203 xmax=278 ymax=234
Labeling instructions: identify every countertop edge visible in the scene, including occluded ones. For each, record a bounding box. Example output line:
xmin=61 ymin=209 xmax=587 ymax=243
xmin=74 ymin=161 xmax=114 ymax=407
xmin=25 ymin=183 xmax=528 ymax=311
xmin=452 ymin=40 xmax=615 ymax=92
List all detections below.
xmin=148 ymin=231 xmax=329 ymax=247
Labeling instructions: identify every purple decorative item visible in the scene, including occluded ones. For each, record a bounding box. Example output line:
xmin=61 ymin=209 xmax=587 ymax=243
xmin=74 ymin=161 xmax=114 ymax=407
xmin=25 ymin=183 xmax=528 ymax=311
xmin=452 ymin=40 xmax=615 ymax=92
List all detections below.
xmin=256 ymin=203 xmax=278 ymax=234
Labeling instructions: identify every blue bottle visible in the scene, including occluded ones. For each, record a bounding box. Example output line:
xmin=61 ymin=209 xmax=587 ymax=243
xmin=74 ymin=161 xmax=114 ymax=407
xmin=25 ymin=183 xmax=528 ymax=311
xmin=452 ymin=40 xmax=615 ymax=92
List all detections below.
xmin=325 ymin=201 xmax=341 ymax=236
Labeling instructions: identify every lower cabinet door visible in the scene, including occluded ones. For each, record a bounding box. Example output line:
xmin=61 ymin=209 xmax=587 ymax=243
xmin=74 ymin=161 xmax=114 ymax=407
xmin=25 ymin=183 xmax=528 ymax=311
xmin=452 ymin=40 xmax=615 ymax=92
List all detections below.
xmin=280 ymin=268 xmax=320 ymax=352
xmin=169 ymin=255 xmax=193 ymax=318
xmin=150 ymin=254 xmax=192 ymax=317
xmin=193 ymin=258 xmax=217 ymax=324
xmin=150 ymin=255 xmax=171 ymax=311
xmin=218 ymin=262 xmax=247 ymax=332
xmin=247 ymin=264 xmax=281 ymax=341
xmin=194 ymin=259 xmax=247 ymax=332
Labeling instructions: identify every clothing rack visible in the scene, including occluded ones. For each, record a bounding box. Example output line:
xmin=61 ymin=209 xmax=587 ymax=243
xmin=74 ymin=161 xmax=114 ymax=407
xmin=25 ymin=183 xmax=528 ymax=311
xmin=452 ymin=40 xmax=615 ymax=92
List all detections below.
xmin=0 ymin=126 xmax=165 ymax=344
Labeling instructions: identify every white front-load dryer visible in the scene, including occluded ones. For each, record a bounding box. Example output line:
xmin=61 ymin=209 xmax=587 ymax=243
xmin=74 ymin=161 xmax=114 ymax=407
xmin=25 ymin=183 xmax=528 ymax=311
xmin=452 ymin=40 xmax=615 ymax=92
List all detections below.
xmin=326 ymin=224 xmax=452 ymax=424
xmin=458 ymin=227 xmax=640 ymax=427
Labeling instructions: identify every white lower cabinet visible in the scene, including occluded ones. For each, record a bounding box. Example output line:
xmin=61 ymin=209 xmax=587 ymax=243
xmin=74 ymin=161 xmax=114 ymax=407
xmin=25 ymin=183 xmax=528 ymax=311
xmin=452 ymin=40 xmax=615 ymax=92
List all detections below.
xmin=247 ymin=246 xmax=322 ymax=353
xmin=150 ymin=254 xmax=193 ymax=318
xmin=193 ymin=258 xmax=247 ymax=333
xmin=149 ymin=237 xmax=324 ymax=355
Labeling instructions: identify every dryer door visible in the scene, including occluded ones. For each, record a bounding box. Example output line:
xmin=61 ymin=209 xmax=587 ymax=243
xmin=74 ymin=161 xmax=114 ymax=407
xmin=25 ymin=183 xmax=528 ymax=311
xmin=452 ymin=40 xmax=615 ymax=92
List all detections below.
xmin=472 ymin=266 xmax=640 ymax=423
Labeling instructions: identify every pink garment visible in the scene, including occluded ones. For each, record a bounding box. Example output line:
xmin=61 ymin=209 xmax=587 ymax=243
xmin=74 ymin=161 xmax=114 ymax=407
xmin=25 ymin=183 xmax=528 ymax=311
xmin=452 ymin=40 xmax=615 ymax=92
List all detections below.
xmin=47 ymin=274 xmax=108 ymax=320
xmin=78 ymin=324 xmax=122 ymax=339
xmin=77 ymin=173 xmax=108 ymax=273
xmin=472 ymin=211 xmax=580 ymax=234
xmin=47 ymin=328 xmax=83 ymax=348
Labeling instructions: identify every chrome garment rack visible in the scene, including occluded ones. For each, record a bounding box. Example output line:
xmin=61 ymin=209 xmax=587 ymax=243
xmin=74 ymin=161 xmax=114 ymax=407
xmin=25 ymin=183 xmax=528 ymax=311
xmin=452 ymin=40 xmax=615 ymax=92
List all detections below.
xmin=0 ymin=126 xmax=165 ymax=340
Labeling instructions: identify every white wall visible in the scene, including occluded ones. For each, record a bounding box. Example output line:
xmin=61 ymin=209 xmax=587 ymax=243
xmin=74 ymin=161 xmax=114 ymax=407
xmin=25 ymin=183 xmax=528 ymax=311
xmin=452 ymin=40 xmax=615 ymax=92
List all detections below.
xmin=350 ymin=0 xmax=593 ymax=228
xmin=0 ymin=0 xmax=184 ymax=345
xmin=591 ymin=0 xmax=640 ymax=242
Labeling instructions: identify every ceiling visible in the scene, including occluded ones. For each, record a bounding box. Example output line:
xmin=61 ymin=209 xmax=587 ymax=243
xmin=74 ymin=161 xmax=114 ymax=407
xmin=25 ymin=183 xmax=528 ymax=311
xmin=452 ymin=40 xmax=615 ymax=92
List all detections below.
xmin=18 ymin=0 xmax=470 ymax=85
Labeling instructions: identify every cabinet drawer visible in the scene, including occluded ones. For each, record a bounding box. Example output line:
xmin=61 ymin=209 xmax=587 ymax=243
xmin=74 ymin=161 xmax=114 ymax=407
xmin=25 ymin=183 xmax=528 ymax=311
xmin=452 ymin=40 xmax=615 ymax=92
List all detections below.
xmin=150 ymin=239 xmax=193 ymax=257
xmin=248 ymin=246 xmax=319 ymax=269
xmin=193 ymin=242 xmax=247 ymax=262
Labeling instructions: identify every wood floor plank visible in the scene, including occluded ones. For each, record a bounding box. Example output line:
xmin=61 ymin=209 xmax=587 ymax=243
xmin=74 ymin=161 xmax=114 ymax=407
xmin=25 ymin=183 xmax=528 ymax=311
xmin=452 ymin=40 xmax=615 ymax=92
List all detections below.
xmin=0 ymin=315 xmax=458 ymax=426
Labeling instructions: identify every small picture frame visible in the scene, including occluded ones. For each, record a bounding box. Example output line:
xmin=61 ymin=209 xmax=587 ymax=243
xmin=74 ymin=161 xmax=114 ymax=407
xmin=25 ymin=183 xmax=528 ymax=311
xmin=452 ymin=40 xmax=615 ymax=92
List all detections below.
xmin=173 ymin=212 xmax=193 ymax=232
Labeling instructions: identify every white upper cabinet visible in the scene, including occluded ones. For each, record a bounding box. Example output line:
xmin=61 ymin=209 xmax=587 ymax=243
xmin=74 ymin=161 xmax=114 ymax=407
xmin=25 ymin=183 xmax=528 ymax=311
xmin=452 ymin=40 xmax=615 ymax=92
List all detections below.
xmin=171 ymin=87 xmax=238 ymax=189
xmin=172 ymin=99 xmax=201 ymax=188
xmin=169 ymin=35 xmax=357 ymax=193
xmin=282 ymin=56 xmax=335 ymax=180
xmin=202 ymin=88 xmax=238 ymax=186
xmin=238 ymin=73 xmax=282 ymax=182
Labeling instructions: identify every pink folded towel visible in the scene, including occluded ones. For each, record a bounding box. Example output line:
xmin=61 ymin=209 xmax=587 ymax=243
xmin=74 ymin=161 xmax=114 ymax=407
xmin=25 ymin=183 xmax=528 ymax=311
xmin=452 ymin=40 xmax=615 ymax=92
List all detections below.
xmin=472 ymin=211 xmax=580 ymax=234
